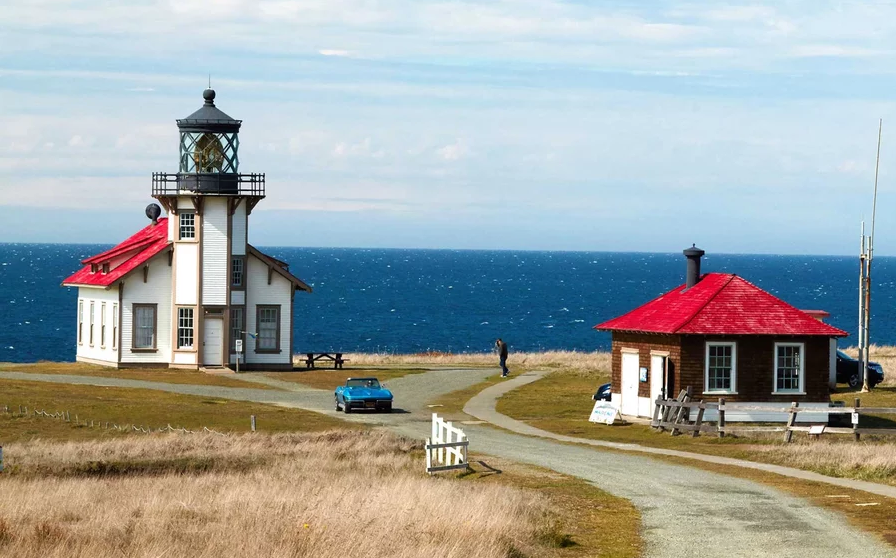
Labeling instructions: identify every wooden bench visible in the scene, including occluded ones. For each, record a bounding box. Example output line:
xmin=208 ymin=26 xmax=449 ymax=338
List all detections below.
xmin=304 ymin=352 xmax=349 ymax=369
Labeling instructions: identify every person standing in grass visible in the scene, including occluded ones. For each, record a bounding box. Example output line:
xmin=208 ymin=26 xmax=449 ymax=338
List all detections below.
xmin=495 ymin=338 xmax=509 ymax=377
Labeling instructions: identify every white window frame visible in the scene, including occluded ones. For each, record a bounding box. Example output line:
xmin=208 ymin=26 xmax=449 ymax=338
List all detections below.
xmin=704 ymin=341 xmax=737 ymax=394
xmin=100 ymin=302 xmax=106 ymax=348
xmin=78 ymin=300 xmax=84 ymax=345
xmin=112 ymin=303 xmax=118 ymax=350
xmin=177 ymin=307 xmax=195 ymax=349
xmin=773 ymin=342 xmax=806 ymax=395
xmin=179 ymin=212 xmax=196 ymax=240
xmin=89 ymin=301 xmax=95 ymax=346
xmin=231 ymin=257 xmax=244 ymax=287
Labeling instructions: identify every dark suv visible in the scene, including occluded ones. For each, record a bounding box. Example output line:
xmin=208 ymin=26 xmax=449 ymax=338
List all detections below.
xmin=836 ymin=350 xmax=884 ymax=388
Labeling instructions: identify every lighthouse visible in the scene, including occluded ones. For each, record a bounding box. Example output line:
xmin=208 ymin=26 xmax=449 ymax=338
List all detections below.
xmin=64 ymin=90 xmax=311 ymax=370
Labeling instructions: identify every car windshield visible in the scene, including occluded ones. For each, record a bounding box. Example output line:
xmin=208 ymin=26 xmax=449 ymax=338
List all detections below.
xmin=837 ymin=350 xmax=852 ymax=360
xmin=346 ymin=379 xmax=380 ymax=389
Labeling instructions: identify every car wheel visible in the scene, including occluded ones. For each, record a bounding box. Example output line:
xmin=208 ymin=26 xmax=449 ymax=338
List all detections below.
xmin=848 ymin=373 xmax=861 ymax=389
xmin=335 ymin=397 xmax=341 ymax=411
xmin=343 ymin=402 xmax=351 ymax=414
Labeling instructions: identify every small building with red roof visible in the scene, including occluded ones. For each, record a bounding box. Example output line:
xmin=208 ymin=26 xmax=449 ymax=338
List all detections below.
xmin=594 ymin=246 xmax=847 ymax=421
xmin=63 ymin=89 xmax=311 ymax=370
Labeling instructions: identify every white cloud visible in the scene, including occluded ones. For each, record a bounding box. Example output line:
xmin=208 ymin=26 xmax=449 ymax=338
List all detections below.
xmin=319 ymin=49 xmax=352 ymax=57
xmin=790 ymin=44 xmax=882 ymax=58
xmin=436 ymin=139 xmax=469 ymax=161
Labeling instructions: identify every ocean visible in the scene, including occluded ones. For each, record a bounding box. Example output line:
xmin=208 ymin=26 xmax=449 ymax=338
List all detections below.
xmin=1 ymin=244 xmax=892 ymax=363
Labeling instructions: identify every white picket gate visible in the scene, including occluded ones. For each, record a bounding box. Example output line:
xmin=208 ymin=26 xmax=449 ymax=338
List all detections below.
xmin=425 ymin=413 xmax=469 ymax=474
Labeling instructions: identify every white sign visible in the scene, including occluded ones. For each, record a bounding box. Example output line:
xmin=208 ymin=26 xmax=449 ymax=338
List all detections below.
xmin=852 ymin=412 xmax=860 ymax=425
xmin=589 ymin=401 xmax=620 ymax=425
xmin=808 ymin=425 xmax=826 ymax=435
xmin=235 ymin=339 xmax=243 ymax=353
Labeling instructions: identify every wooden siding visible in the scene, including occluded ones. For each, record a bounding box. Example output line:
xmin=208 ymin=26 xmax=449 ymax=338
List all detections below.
xmin=174 ymin=242 xmax=198 ymax=305
xmin=231 ymin=201 xmax=247 ymax=256
xmin=611 ymin=333 xmax=681 ymax=400
xmin=245 ymin=254 xmax=292 ymax=365
xmin=610 ymin=332 xmax=832 ymax=404
xmin=120 ymin=253 xmax=172 ymax=364
xmin=75 ymin=286 xmax=120 ymax=366
xmin=201 ymin=198 xmax=228 ymax=306
xmin=679 ymin=335 xmax=830 ymax=403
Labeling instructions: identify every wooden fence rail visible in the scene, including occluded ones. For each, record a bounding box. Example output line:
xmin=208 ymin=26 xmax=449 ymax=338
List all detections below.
xmin=651 ymin=392 xmax=896 ymax=442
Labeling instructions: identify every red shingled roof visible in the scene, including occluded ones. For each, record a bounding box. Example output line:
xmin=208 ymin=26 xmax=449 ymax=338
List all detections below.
xmin=63 ymin=219 xmax=171 ymax=288
xmin=595 ymin=273 xmax=847 ymax=337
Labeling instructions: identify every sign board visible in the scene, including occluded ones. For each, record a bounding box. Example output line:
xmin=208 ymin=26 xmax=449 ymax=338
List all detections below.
xmin=808 ymin=425 xmax=826 ymax=435
xmin=589 ymin=401 xmax=621 ymax=425
xmin=852 ymin=412 xmax=860 ymax=425
xmin=639 ymin=367 xmax=648 ymax=382
xmin=235 ymin=339 xmax=243 ymax=353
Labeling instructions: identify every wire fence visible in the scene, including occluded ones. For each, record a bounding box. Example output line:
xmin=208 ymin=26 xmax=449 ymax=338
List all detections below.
xmin=2 ymin=404 xmax=228 ymax=436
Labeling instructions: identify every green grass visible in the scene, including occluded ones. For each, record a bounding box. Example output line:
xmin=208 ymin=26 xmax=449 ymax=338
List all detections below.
xmin=264 ymin=368 xmax=428 ymax=390
xmin=0 ymin=379 xmax=360 ymax=443
xmin=427 ymin=373 xmax=506 ymax=420
xmin=0 ymin=362 xmax=277 ymax=390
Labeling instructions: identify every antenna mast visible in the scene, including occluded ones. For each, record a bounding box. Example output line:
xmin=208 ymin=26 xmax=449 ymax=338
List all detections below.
xmin=861 ymin=119 xmax=882 ymax=392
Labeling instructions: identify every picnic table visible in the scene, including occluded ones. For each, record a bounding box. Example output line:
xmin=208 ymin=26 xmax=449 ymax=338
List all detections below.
xmin=304 ymin=352 xmax=349 ymax=369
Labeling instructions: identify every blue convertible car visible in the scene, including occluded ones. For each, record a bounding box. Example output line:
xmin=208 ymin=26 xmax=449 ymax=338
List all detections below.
xmin=335 ymin=377 xmax=393 ymax=413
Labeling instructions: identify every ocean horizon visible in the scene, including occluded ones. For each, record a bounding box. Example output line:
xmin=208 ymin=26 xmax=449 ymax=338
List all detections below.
xmin=2 ymin=243 xmax=892 ymax=364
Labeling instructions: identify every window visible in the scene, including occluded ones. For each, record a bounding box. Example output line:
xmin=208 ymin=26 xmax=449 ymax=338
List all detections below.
xmin=100 ymin=302 xmax=106 ymax=348
xmin=705 ymin=342 xmax=736 ymax=393
xmin=112 ymin=304 xmax=118 ymax=350
xmin=178 ymin=307 xmax=195 ymax=349
xmin=179 ymin=212 xmax=196 ymax=240
xmin=231 ymin=307 xmax=243 ymax=351
xmin=89 ymin=302 xmax=95 ymax=346
xmin=256 ymin=305 xmax=280 ymax=352
xmin=133 ymin=304 xmax=156 ymax=349
xmin=78 ymin=301 xmax=84 ymax=344
xmin=774 ymin=342 xmax=805 ymax=393
xmin=231 ymin=257 xmax=244 ymax=287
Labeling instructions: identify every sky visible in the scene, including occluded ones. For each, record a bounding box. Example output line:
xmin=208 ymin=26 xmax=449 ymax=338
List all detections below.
xmin=3 ymin=1 xmax=896 ymax=254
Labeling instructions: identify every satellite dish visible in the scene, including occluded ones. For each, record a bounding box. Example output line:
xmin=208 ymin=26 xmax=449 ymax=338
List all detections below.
xmin=145 ymin=203 xmax=162 ymax=224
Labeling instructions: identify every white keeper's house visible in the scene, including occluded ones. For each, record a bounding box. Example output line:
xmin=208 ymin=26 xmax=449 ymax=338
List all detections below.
xmin=63 ymin=89 xmax=311 ymax=370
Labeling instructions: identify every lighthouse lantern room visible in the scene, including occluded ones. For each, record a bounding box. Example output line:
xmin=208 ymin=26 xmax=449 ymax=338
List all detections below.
xmin=64 ymin=89 xmax=311 ymax=370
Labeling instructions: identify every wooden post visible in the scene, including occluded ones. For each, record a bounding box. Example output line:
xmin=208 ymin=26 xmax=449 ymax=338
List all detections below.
xmin=718 ymin=398 xmax=726 ymax=438
xmin=692 ymin=400 xmax=705 ymax=438
xmin=250 ymin=415 xmax=257 ymax=432
xmin=784 ymin=402 xmax=799 ymax=443
xmin=853 ymin=398 xmax=861 ymax=442
xmin=651 ymin=395 xmax=663 ymax=429
xmin=671 ymin=390 xmax=691 ymax=436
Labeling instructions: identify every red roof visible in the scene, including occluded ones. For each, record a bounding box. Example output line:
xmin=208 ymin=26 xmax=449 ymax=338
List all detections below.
xmin=63 ymin=219 xmax=171 ymax=288
xmin=595 ymin=273 xmax=847 ymax=337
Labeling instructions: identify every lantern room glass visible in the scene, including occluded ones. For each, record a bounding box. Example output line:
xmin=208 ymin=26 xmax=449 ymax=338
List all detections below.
xmin=179 ymin=132 xmax=240 ymax=173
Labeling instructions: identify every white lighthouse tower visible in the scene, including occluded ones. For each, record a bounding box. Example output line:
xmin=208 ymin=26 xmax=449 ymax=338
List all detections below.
xmin=64 ymin=89 xmax=310 ymax=370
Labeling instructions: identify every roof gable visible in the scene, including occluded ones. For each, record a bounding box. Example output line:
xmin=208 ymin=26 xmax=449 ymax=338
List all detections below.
xmin=247 ymin=245 xmax=312 ymax=293
xmin=595 ymin=272 xmax=847 ymax=337
xmin=63 ymin=219 xmax=171 ymax=288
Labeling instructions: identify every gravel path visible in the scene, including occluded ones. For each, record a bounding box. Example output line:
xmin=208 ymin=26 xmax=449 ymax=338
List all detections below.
xmin=464 ymin=371 xmax=896 ymax=558
xmin=3 ymin=367 xmax=895 ymax=557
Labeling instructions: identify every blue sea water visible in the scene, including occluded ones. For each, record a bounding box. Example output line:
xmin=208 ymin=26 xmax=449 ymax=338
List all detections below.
xmin=0 ymin=244 xmax=893 ymax=363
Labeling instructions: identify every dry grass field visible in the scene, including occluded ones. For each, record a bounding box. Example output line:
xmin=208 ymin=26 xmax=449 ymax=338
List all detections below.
xmin=267 ymin=368 xmax=429 ymax=390
xmin=0 ymin=430 xmax=640 ymax=558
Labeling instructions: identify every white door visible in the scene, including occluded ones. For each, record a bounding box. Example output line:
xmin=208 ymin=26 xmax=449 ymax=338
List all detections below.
xmin=650 ymin=355 xmax=665 ymax=405
xmin=621 ymin=352 xmax=639 ymax=416
xmin=203 ymin=317 xmax=223 ymax=366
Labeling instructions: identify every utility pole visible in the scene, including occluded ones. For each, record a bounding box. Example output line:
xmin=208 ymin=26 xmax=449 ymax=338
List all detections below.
xmin=858 ymin=222 xmax=866 ymax=386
